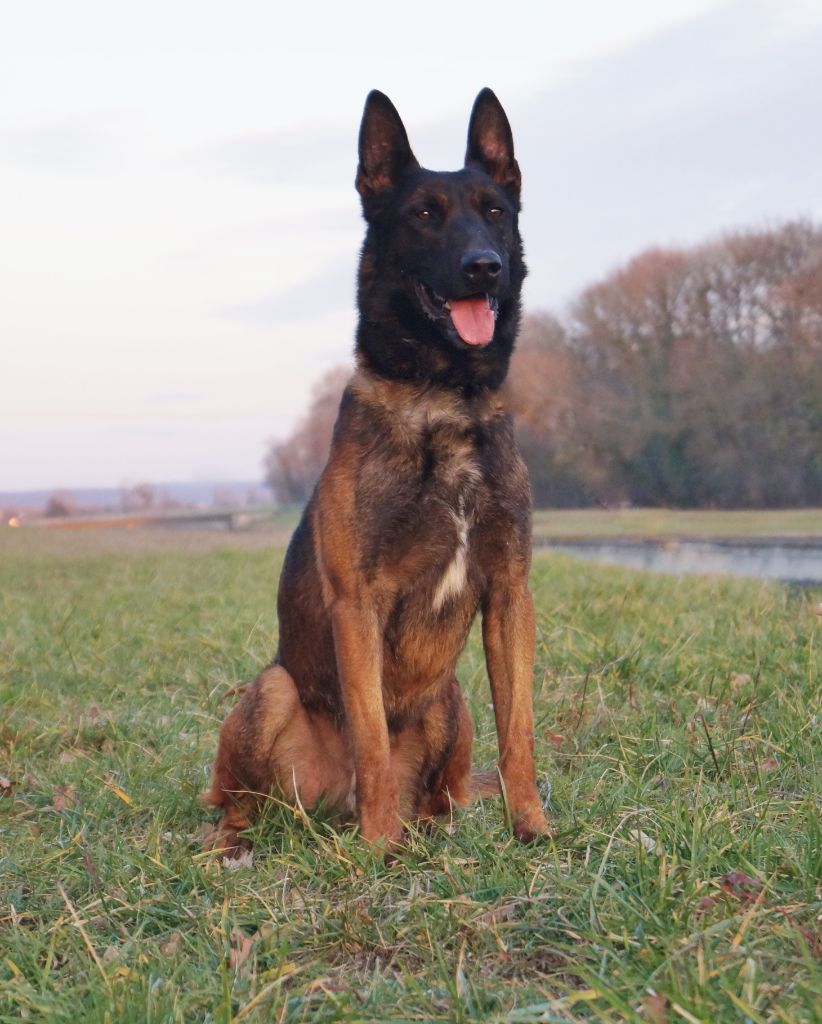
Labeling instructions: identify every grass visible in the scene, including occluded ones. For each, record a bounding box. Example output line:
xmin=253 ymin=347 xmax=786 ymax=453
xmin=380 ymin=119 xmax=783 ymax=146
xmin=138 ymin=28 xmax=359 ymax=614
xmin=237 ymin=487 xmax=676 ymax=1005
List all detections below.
xmin=0 ymin=527 xmax=820 ymax=1022
xmin=531 ymin=508 xmax=822 ymax=540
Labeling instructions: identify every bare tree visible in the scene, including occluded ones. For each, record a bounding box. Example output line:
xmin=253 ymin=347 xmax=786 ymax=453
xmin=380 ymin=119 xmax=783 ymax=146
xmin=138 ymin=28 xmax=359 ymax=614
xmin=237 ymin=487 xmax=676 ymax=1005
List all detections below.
xmin=264 ymin=366 xmax=352 ymax=504
xmin=263 ymin=221 xmax=822 ymax=509
xmin=45 ymin=492 xmax=77 ymax=518
xmin=121 ymin=483 xmax=156 ymax=511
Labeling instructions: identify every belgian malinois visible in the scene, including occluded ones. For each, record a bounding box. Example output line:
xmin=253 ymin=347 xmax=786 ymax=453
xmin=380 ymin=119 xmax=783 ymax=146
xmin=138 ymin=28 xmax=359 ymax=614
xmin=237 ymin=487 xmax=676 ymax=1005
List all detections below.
xmin=206 ymin=88 xmax=548 ymax=857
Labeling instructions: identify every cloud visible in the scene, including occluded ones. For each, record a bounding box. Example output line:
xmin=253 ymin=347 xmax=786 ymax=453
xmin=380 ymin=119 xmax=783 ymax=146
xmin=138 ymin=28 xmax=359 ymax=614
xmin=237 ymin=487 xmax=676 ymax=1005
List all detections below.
xmin=215 ymin=4 xmax=822 ymax=326
xmin=217 ymin=260 xmax=357 ymax=325
xmin=201 ymin=122 xmax=355 ymax=187
xmin=0 ymin=118 xmax=124 ymax=172
xmin=213 ymin=205 xmax=362 ymax=241
xmin=204 ymin=3 xmax=822 ymax=314
xmin=512 ymin=1 xmax=822 ymax=304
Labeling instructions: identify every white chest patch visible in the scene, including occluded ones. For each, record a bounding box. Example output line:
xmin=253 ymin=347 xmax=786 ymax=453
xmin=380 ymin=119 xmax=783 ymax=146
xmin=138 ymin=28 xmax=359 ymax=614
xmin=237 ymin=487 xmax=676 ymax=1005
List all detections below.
xmin=432 ymin=496 xmax=470 ymax=612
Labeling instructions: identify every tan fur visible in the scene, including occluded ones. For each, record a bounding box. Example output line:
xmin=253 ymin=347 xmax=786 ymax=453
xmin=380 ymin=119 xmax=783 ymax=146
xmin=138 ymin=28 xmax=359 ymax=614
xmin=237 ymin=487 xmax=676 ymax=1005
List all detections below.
xmin=206 ymin=86 xmax=549 ymax=856
xmin=204 ymin=667 xmax=482 ymax=855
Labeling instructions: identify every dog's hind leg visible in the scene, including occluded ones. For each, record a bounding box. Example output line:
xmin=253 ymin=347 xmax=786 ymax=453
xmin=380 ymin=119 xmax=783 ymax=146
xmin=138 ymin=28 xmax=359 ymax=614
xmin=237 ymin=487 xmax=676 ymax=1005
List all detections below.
xmin=408 ymin=679 xmax=502 ymax=821
xmin=204 ymin=665 xmax=353 ymax=859
xmin=203 ymin=685 xmax=263 ymax=859
xmin=406 ymin=678 xmax=489 ymax=819
xmin=424 ymin=680 xmax=474 ymax=814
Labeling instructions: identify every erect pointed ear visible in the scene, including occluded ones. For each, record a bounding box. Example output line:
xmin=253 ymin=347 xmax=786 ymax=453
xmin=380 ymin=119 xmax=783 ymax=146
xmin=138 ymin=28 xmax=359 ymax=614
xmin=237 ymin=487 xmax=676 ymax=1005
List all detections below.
xmin=465 ymin=88 xmax=521 ymax=203
xmin=356 ymin=90 xmax=419 ymax=205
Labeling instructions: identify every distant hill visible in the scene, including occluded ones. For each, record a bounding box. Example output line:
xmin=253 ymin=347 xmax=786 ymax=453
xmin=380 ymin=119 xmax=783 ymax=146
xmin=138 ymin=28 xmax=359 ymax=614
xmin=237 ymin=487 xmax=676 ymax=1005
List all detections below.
xmin=0 ymin=480 xmax=270 ymax=513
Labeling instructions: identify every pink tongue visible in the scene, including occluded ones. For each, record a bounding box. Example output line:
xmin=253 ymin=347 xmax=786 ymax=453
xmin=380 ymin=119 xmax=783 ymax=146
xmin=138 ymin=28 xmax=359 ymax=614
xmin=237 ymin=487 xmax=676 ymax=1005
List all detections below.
xmin=450 ymin=296 xmax=494 ymax=346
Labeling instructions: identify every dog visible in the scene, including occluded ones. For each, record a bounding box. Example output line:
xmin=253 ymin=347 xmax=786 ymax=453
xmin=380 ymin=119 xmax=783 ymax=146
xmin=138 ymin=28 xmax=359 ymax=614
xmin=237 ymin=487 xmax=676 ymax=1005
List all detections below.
xmin=205 ymin=88 xmax=548 ymax=858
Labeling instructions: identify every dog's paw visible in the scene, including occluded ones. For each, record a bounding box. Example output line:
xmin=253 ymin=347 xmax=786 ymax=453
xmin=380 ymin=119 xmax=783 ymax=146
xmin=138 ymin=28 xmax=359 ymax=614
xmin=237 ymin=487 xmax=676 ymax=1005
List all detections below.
xmin=202 ymin=822 xmax=254 ymax=866
xmin=359 ymin=814 xmax=405 ymax=861
xmin=512 ymin=807 xmax=551 ymax=844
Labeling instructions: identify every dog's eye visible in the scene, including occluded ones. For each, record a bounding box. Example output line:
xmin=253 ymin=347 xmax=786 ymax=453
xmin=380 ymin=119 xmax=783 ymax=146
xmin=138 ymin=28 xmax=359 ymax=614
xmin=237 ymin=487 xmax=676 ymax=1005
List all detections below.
xmin=417 ymin=209 xmax=432 ymax=221
xmin=488 ymin=207 xmax=503 ymax=218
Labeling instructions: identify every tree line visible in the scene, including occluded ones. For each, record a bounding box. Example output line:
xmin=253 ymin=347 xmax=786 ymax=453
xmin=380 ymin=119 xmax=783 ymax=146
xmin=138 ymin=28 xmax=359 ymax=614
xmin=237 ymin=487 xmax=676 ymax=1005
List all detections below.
xmin=265 ymin=221 xmax=822 ymax=508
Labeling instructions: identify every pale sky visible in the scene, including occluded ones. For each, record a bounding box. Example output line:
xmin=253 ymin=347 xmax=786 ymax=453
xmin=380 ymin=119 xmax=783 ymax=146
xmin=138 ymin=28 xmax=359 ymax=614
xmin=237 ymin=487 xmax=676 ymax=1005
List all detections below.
xmin=2 ymin=0 xmax=821 ymax=491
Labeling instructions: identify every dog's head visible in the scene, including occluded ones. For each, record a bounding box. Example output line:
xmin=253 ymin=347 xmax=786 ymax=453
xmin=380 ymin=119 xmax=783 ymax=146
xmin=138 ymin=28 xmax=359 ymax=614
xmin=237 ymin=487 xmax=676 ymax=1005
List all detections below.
xmin=354 ymin=89 xmax=527 ymax=392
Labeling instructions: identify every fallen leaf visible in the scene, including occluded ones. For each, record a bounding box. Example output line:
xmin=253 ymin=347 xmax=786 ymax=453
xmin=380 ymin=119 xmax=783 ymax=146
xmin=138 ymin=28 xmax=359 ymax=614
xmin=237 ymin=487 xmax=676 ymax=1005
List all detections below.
xmin=474 ymin=902 xmax=518 ymax=926
xmin=306 ymin=977 xmax=351 ymax=995
xmin=761 ymin=756 xmax=779 ymax=772
xmin=103 ymin=781 xmax=133 ymax=806
xmin=544 ymin=728 xmax=564 ymax=749
xmin=286 ymin=890 xmax=305 ymax=911
xmin=160 ymin=931 xmax=183 ymax=957
xmin=229 ymin=928 xmax=256 ymax=973
xmin=695 ymin=895 xmax=719 ymax=916
xmin=642 ymin=991 xmax=668 ymax=1023
xmin=628 ymin=829 xmax=662 ymax=856
xmin=730 ymin=672 xmax=752 ymax=692
xmin=51 ymin=784 xmax=78 ymax=811
xmin=719 ymin=870 xmax=763 ymax=902
xmin=0 ymin=776 xmax=13 ymax=797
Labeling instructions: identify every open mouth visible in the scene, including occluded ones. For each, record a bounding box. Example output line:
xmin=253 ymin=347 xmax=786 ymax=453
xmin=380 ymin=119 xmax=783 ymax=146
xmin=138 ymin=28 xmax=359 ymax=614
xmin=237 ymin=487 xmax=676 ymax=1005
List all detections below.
xmin=415 ymin=282 xmax=499 ymax=347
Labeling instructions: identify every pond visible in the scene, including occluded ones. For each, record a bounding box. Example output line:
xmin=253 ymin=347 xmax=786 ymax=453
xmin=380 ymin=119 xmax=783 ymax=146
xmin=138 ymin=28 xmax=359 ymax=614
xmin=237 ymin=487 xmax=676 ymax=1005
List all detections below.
xmin=534 ymin=537 xmax=822 ymax=585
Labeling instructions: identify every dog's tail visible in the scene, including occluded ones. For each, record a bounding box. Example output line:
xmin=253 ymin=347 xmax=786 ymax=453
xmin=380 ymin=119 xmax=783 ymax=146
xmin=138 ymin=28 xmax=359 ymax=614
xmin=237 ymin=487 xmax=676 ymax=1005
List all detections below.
xmin=470 ymin=769 xmax=501 ymax=798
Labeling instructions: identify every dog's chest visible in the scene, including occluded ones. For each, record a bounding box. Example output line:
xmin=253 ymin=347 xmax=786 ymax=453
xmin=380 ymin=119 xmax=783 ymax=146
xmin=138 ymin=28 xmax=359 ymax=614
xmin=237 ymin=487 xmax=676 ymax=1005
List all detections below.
xmin=354 ymin=388 xmax=500 ymax=614
xmin=430 ymin=491 xmax=470 ymax=611
xmin=414 ymin=426 xmax=484 ymax=611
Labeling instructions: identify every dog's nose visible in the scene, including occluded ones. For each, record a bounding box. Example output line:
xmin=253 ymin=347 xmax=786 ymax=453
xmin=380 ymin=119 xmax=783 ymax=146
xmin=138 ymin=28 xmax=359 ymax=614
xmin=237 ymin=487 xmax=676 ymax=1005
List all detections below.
xmin=461 ymin=250 xmax=502 ymax=287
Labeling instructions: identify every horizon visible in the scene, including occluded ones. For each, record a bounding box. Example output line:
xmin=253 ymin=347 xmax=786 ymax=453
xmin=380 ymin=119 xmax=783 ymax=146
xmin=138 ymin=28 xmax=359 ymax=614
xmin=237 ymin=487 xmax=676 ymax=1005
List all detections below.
xmin=0 ymin=477 xmax=269 ymax=505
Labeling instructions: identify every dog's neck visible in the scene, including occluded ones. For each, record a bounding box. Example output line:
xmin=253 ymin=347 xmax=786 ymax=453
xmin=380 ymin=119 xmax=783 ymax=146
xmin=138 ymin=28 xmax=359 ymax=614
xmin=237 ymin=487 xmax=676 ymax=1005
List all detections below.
xmin=349 ymin=368 xmax=504 ymax=433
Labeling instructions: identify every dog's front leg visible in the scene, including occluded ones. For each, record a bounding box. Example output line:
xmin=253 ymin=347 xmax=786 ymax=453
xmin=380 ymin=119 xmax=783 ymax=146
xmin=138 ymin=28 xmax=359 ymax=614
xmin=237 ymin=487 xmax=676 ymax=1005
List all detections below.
xmin=482 ymin=581 xmax=549 ymax=842
xmin=331 ymin=597 xmax=402 ymax=848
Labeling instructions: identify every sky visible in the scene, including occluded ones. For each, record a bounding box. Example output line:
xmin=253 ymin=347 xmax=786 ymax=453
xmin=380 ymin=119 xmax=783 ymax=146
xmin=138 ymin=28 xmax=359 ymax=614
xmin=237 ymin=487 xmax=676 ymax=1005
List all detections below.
xmin=2 ymin=0 xmax=821 ymax=491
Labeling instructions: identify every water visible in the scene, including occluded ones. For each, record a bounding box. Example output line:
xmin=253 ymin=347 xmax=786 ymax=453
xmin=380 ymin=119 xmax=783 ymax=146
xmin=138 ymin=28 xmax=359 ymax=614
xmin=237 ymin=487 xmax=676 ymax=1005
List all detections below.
xmin=535 ymin=538 xmax=822 ymax=585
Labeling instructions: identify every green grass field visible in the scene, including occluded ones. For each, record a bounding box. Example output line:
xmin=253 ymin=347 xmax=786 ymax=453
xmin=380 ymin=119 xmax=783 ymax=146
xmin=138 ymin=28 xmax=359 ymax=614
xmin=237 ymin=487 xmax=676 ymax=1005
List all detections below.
xmin=1 ymin=528 xmax=820 ymax=1022
xmin=531 ymin=508 xmax=822 ymax=540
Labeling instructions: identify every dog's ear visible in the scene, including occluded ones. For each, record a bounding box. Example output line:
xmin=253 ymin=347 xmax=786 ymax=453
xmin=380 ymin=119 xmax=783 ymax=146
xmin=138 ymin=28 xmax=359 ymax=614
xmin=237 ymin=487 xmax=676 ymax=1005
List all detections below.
xmin=356 ymin=91 xmax=419 ymax=208
xmin=465 ymin=88 xmax=521 ymax=204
